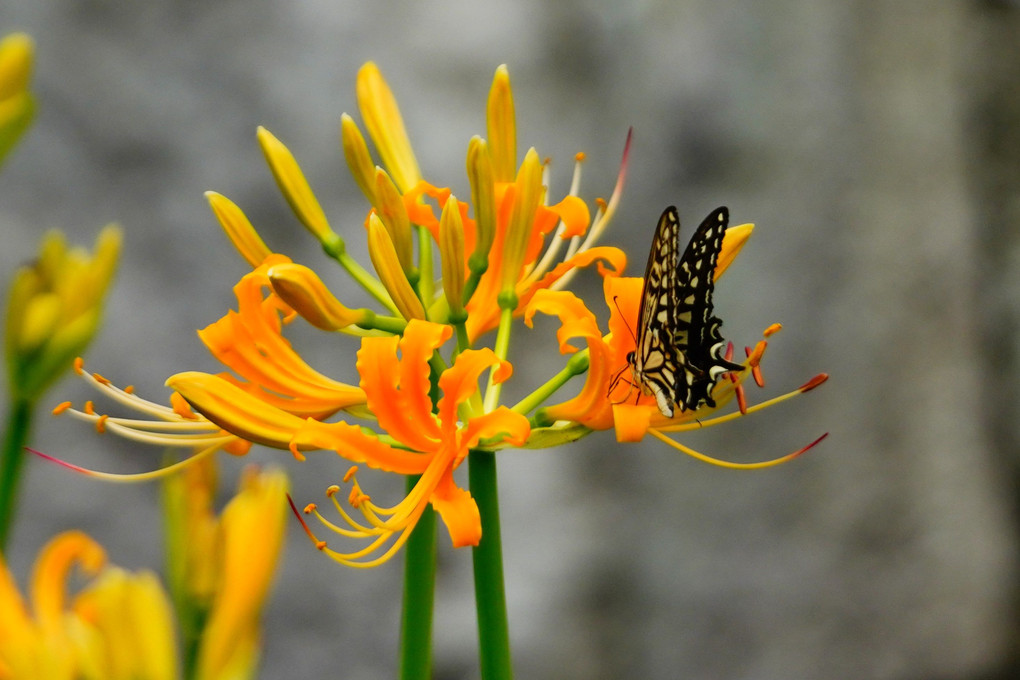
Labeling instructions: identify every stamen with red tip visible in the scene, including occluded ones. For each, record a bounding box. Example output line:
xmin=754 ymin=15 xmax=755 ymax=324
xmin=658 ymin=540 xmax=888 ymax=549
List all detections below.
xmin=800 ymin=373 xmax=829 ymax=392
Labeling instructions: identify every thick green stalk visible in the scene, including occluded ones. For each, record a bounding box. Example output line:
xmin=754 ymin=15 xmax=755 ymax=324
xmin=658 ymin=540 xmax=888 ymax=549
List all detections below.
xmin=469 ymin=448 xmax=513 ymax=680
xmin=0 ymin=398 xmax=33 ymax=551
xmin=399 ymin=475 xmax=437 ymax=680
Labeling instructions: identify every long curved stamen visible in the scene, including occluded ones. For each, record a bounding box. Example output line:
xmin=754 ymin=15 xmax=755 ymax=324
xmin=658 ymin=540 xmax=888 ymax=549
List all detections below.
xmin=648 ymin=430 xmax=828 ymax=470
xmin=27 ymin=444 xmax=220 ymax=482
xmin=521 ymin=152 xmax=587 ymax=286
xmin=658 ymin=373 xmax=829 ymax=433
xmin=560 ymin=127 xmax=631 ymax=268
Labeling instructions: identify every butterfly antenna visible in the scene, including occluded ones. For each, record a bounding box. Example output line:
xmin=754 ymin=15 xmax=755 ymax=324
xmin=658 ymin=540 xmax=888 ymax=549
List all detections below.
xmin=613 ymin=295 xmax=638 ymax=346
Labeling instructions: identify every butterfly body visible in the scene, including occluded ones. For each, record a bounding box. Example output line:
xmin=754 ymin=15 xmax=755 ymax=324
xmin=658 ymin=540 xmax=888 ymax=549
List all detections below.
xmin=626 ymin=206 xmax=742 ymax=418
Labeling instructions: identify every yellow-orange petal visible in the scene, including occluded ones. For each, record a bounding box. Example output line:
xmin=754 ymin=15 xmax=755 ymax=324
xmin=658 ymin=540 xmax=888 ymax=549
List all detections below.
xmin=267 ymin=262 xmax=367 ymax=331
xmin=466 ymin=136 xmax=496 ymax=268
xmin=430 ymin=470 xmax=481 ymax=548
xmin=167 ymin=372 xmax=310 ymax=452
xmin=257 ymin=126 xmax=335 ymax=243
xmin=340 ymin=113 xmax=376 ymax=203
xmin=367 ymin=214 xmax=425 ymax=321
xmin=439 ymin=196 xmax=466 ymax=315
xmin=357 ymin=62 xmax=422 ymax=193
xmin=612 ymin=403 xmax=654 ymax=442
xmin=486 ymin=64 xmax=516 ymax=183
xmin=545 ymin=195 xmax=590 ymax=240
xmin=716 ymin=223 xmax=753 ymax=279
xmin=436 ymin=347 xmax=515 ymax=432
xmin=373 ymin=167 xmax=414 ymax=274
xmin=460 ymin=405 xmax=531 ymax=451
xmin=500 ymin=148 xmax=543 ymax=294
xmin=357 ymin=321 xmax=445 ymax=451
xmin=206 ymin=192 xmax=272 ymax=268
xmin=294 ymin=418 xmax=431 ymax=474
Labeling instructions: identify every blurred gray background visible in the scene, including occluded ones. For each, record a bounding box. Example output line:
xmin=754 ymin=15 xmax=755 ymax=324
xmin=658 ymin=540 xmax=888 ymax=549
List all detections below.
xmin=2 ymin=1 xmax=1019 ymax=678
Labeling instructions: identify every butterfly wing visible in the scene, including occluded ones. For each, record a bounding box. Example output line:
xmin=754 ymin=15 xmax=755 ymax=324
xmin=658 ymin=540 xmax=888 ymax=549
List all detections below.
xmin=628 ymin=206 xmax=742 ymax=418
xmin=629 ymin=206 xmax=684 ymax=417
xmin=671 ymin=207 xmax=743 ymax=410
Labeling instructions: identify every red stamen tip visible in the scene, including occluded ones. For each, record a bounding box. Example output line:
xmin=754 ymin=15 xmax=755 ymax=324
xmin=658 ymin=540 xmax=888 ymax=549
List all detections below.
xmin=287 ymin=493 xmax=322 ymax=544
xmin=724 ymin=341 xmax=735 ymax=362
xmin=800 ymin=373 xmax=829 ymax=392
xmin=795 ymin=432 xmax=829 ymax=458
xmin=26 ymin=447 xmax=91 ymax=475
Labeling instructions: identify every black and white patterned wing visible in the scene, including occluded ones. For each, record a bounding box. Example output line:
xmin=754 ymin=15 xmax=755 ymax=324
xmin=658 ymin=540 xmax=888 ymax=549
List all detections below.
xmin=627 ymin=207 xmax=684 ymax=417
xmin=671 ymin=206 xmax=742 ymax=411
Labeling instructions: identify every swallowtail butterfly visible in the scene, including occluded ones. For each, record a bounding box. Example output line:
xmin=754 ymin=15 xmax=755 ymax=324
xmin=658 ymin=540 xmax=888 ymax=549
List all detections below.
xmin=625 ymin=206 xmax=742 ymax=418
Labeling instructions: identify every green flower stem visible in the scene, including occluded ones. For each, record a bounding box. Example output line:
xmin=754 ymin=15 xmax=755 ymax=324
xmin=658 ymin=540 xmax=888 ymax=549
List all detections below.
xmin=468 ymin=448 xmax=513 ymax=680
xmin=483 ymin=305 xmax=515 ymax=412
xmin=322 ymin=236 xmax=401 ymax=316
xmin=399 ymin=474 xmax=437 ymax=680
xmin=0 ymin=397 xmax=34 ymax=551
xmin=511 ymin=348 xmax=590 ymax=415
xmin=416 ymin=226 xmax=435 ymax=308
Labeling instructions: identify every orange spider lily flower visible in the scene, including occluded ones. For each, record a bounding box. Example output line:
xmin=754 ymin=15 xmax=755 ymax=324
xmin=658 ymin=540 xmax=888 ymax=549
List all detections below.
xmin=171 ymin=320 xmax=529 ymax=566
xmin=343 ymin=61 xmax=631 ymax=339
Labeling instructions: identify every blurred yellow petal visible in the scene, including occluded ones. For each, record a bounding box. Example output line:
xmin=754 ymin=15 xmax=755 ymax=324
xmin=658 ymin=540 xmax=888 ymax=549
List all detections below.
xmin=194 ymin=467 xmax=287 ymax=680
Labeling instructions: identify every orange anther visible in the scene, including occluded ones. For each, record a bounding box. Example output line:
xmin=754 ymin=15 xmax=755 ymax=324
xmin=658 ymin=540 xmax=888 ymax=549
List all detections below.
xmin=343 ymin=466 xmax=358 ymax=483
xmin=303 ymin=503 xmax=317 ymax=514
xmin=169 ymin=392 xmax=198 ymax=420
xmin=574 ymin=151 xmax=586 ymax=162
xmin=325 ymin=485 xmax=340 ymax=497
xmin=124 ymin=385 xmax=135 ymax=394
xmin=52 ymin=401 xmax=72 ymax=415
xmin=95 ymin=414 xmax=109 ymax=434
xmin=736 ymin=385 xmax=747 ymax=416
xmin=595 ymin=197 xmax=607 ymax=212
xmin=315 ymin=541 xmax=327 ymax=550
xmin=73 ymin=357 xmax=84 ymax=374
xmin=83 ymin=401 xmax=95 ymax=415
xmin=92 ymin=372 xmax=111 ymax=385
xmin=799 ymin=373 xmax=829 ymax=392
xmin=763 ymin=323 xmax=782 ymax=337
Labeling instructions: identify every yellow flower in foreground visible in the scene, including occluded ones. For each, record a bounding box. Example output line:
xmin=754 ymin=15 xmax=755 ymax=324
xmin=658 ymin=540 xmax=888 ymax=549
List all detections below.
xmin=164 ymin=462 xmax=288 ymax=680
xmin=171 ymin=319 xmax=529 ymax=566
xmin=0 ymin=32 xmax=34 ymax=166
xmin=0 ymin=531 xmax=177 ymax=680
xmin=6 ymin=226 xmax=120 ymax=402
